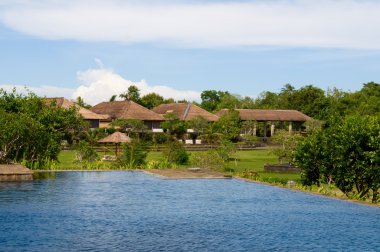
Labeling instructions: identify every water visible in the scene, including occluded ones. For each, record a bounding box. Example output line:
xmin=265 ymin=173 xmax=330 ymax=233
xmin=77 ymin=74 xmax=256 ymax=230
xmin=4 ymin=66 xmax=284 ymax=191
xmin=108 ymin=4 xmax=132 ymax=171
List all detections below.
xmin=0 ymin=172 xmax=379 ymax=252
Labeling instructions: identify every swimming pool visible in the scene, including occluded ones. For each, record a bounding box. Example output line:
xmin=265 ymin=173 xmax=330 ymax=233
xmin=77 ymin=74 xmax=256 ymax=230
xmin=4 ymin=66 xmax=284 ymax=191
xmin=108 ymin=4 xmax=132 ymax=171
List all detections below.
xmin=0 ymin=171 xmax=379 ymax=251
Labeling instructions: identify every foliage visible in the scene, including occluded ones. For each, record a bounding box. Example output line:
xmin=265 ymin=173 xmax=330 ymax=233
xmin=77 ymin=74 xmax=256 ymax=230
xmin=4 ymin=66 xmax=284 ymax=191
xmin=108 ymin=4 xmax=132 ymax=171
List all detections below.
xmin=198 ymin=83 xmax=380 ymax=122
xmin=213 ymin=109 xmax=241 ymax=141
xmin=200 ymin=90 xmax=228 ymax=112
xmin=215 ymin=140 xmax=236 ymax=162
xmin=153 ymin=132 xmax=168 ymax=145
xmin=74 ymin=140 xmax=99 ymax=168
xmin=140 ymin=92 xmax=165 ymax=109
xmin=271 ymin=130 xmax=303 ymax=164
xmin=110 ymin=119 xmax=147 ymax=134
xmin=118 ymin=140 xmax=148 ymax=168
xmin=146 ymin=159 xmax=177 ymax=169
xmin=75 ymin=96 xmax=91 ymax=109
xmin=86 ymin=127 xmax=116 ymax=145
xmin=199 ymin=126 xmax=223 ymax=145
xmin=160 ymin=113 xmax=187 ymax=139
xmin=190 ymin=151 xmax=226 ymax=171
xmin=0 ymin=89 xmax=85 ymax=168
xmin=163 ymin=140 xmax=189 ymax=165
xmin=304 ymin=119 xmax=324 ymax=133
xmin=294 ymin=115 xmax=380 ymax=202
xmin=120 ymin=85 xmax=141 ymax=103
xmin=109 ymin=95 xmax=117 ymax=102
xmin=188 ymin=116 xmax=209 ymax=134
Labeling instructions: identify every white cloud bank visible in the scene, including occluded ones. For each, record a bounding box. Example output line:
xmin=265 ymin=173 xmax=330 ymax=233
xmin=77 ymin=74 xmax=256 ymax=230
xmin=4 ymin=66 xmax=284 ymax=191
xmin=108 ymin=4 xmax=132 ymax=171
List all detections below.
xmin=0 ymin=84 xmax=75 ymax=98
xmin=1 ymin=0 xmax=380 ymax=49
xmin=72 ymin=67 xmax=200 ymax=105
xmin=1 ymin=67 xmax=201 ymax=105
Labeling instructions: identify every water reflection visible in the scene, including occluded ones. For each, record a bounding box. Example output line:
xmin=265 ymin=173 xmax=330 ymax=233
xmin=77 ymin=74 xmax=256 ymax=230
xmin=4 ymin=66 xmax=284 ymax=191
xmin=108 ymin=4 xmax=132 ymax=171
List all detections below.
xmin=0 ymin=172 xmax=379 ymax=251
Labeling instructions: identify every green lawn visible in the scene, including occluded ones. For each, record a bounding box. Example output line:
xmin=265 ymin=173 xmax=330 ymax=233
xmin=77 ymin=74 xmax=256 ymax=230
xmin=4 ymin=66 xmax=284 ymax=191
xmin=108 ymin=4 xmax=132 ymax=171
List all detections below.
xmin=56 ymin=149 xmax=300 ymax=182
xmin=228 ymin=150 xmax=301 ymax=182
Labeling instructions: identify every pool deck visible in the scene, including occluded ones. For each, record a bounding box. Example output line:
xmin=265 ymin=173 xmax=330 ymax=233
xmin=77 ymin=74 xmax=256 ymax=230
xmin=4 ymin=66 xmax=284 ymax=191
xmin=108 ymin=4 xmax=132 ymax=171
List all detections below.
xmin=0 ymin=164 xmax=33 ymax=181
xmin=143 ymin=168 xmax=233 ymax=179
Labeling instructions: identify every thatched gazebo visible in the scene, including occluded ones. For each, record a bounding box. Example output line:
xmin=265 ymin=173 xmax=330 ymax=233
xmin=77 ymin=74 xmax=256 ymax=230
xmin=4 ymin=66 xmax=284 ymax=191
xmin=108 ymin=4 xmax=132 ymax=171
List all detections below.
xmin=98 ymin=132 xmax=132 ymax=157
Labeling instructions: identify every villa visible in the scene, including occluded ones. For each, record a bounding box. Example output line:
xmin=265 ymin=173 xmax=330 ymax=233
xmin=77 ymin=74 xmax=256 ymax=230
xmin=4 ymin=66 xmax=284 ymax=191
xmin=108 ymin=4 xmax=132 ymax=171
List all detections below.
xmin=216 ymin=109 xmax=311 ymax=137
xmin=90 ymin=100 xmax=165 ymax=130
xmin=44 ymin=97 xmax=109 ymax=128
xmin=152 ymin=103 xmax=219 ymax=122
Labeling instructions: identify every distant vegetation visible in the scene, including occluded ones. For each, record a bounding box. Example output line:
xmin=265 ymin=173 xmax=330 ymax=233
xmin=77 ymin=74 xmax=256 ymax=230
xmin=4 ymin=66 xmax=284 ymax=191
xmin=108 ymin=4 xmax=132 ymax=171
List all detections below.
xmin=1 ymin=82 xmax=379 ymax=203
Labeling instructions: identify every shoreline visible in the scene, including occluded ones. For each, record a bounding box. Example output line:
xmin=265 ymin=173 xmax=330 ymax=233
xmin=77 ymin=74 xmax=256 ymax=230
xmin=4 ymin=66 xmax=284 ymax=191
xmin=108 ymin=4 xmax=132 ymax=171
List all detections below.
xmin=32 ymin=169 xmax=379 ymax=207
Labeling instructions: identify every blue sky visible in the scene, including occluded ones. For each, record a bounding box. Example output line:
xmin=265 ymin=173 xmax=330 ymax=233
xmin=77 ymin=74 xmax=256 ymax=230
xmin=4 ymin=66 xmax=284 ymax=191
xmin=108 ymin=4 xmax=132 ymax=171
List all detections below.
xmin=1 ymin=0 xmax=380 ymax=104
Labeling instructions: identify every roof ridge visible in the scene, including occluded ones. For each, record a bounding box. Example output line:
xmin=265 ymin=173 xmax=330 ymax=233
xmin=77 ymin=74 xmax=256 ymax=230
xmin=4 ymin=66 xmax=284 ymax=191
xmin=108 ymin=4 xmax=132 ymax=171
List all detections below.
xmin=182 ymin=102 xmax=191 ymax=120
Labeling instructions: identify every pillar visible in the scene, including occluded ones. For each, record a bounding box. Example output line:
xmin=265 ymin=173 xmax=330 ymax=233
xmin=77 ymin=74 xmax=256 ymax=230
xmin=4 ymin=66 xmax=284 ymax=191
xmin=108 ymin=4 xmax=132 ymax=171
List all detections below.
xmin=253 ymin=123 xmax=257 ymax=136
xmin=271 ymin=123 xmax=275 ymax=136
xmin=288 ymin=122 xmax=293 ymax=134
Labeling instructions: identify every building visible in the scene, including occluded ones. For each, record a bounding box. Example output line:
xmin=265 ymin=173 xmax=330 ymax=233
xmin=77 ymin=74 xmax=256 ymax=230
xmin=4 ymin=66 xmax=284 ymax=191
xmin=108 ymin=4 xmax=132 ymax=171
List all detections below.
xmin=90 ymin=100 xmax=165 ymax=130
xmin=216 ymin=109 xmax=311 ymax=137
xmin=152 ymin=103 xmax=219 ymax=122
xmin=44 ymin=97 xmax=109 ymax=128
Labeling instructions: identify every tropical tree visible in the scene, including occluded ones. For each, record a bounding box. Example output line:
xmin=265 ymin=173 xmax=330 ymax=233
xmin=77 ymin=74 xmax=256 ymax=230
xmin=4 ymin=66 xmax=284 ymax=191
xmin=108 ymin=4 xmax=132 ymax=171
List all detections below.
xmin=0 ymin=89 xmax=85 ymax=168
xmin=75 ymin=96 xmax=91 ymax=109
xmin=120 ymin=85 xmax=141 ymax=103
xmin=118 ymin=140 xmax=148 ymax=168
xmin=294 ymin=115 xmax=380 ymax=202
xmin=271 ymin=130 xmax=303 ymax=164
xmin=160 ymin=113 xmax=187 ymax=140
xmin=213 ymin=109 xmax=241 ymax=141
xmin=163 ymin=140 xmax=189 ymax=165
xmin=109 ymin=95 xmax=117 ymax=102
xmin=140 ymin=92 xmax=165 ymax=109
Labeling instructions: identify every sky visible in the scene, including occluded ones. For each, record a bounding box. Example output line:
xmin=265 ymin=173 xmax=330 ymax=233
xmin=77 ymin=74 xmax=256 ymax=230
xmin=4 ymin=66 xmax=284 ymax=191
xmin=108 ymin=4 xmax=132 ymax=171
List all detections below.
xmin=1 ymin=0 xmax=380 ymax=105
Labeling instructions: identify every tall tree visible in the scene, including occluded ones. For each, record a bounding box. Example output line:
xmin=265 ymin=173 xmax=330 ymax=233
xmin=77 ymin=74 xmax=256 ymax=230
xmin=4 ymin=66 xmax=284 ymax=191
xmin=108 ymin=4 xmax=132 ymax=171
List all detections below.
xmin=120 ymin=85 xmax=141 ymax=103
xmin=200 ymin=90 xmax=229 ymax=112
xmin=294 ymin=115 xmax=380 ymax=202
xmin=213 ymin=109 xmax=241 ymax=142
xmin=0 ymin=89 xmax=85 ymax=168
xmin=75 ymin=96 xmax=91 ymax=109
xmin=140 ymin=92 xmax=165 ymax=109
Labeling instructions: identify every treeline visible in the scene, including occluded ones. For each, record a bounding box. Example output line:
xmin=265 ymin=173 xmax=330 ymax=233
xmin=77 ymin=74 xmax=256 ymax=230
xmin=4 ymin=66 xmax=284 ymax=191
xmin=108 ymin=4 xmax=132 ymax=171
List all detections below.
xmin=79 ymin=82 xmax=380 ymax=120
xmin=199 ymin=82 xmax=380 ymax=120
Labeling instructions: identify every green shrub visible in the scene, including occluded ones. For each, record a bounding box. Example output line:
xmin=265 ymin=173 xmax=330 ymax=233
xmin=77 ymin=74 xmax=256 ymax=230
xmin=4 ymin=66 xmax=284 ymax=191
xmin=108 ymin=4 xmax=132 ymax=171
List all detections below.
xmin=190 ymin=151 xmax=225 ymax=171
xmin=74 ymin=140 xmax=99 ymax=168
xmin=153 ymin=132 xmax=168 ymax=144
xmin=118 ymin=140 xmax=148 ymax=168
xmin=163 ymin=141 xmax=189 ymax=165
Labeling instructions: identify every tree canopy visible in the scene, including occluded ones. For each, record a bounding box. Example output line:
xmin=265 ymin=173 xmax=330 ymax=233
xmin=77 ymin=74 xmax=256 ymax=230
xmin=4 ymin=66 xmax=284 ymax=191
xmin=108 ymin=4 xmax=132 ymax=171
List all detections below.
xmin=0 ymin=89 xmax=86 ymax=168
xmin=294 ymin=115 xmax=380 ymax=202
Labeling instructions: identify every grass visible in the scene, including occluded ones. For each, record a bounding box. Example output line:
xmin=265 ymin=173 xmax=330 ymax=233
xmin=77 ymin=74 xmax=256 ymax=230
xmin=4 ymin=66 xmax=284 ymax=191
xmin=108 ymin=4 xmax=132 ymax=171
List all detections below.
xmin=55 ymin=149 xmax=300 ymax=181
xmin=228 ymin=149 xmax=301 ymax=181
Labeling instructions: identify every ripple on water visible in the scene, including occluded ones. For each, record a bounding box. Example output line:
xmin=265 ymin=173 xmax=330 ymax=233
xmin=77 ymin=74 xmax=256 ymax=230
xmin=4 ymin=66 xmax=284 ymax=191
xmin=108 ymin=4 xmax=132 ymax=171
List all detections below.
xmin=0 ymin=171 xmax=379 ymax=252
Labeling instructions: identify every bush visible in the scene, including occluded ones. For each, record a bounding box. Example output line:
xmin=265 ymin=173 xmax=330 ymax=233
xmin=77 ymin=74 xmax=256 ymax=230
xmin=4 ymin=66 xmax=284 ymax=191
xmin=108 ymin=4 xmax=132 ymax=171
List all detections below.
xmin=190 ymin=151 xmax=225 ymax=171
xmin=215 ymin=140 xmax=236 ymax=162
xmin=73 ymin=140 xmax=99 ymax=169
xmin=153 ymin=133 xmax=168 ymax=144
xmin=118 ymin=140 xmax=148 ymax=168
xmin=163 ymin=141 xmax=189 ymax=165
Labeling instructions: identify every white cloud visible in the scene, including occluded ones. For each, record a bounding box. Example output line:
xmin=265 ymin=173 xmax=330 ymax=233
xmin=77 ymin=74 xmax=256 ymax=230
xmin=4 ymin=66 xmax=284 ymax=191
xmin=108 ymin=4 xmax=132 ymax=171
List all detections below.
xmin=1 ymin=0 xmax=380 ymax=49
xmin=0 ymin=84 xmax=75 ymax=98
xmin=1 ymin=65 xmax=200 ymax=105
xmin=72 ymin=67 xmax=200 ymax=105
